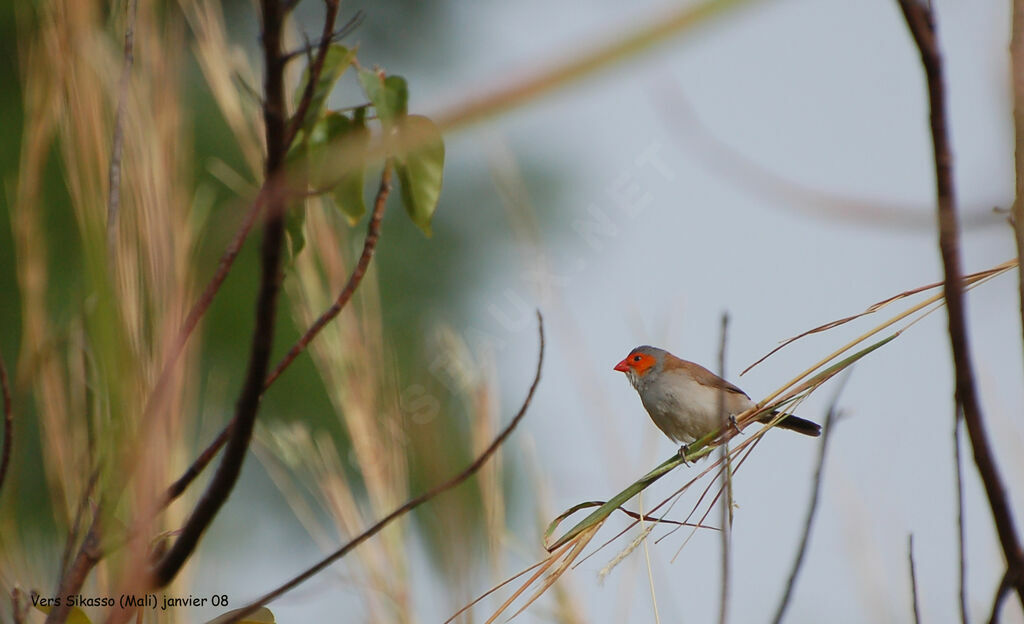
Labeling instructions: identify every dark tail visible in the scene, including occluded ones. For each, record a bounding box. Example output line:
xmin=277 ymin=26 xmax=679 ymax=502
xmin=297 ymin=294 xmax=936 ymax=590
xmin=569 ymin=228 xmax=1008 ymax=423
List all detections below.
xmin=758 ymin=411 xmax=821 ymax=437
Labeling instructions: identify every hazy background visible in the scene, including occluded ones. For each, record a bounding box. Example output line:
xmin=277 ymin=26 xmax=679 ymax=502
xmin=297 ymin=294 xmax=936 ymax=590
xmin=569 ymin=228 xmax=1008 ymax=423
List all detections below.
xmin=2 ymin=0 xmax=1022 ymax=622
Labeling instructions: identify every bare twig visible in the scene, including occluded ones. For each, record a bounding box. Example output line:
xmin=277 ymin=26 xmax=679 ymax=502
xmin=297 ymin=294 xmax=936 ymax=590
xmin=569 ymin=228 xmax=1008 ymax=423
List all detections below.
xmin=265 ymin=162 xmax=391 ymax=387
xmin=954 ymin=406 xmax=968 ymax=624
xmin=106 ymin=0 xmax=138 ymax=254
xmin=1011 ymin=0 xmax=1024 ymax=367
xmin=165 ymin=162 xmax=392 ymax=503
xmin=717 ymin=312 xmax=731 ymax=624
xmin=989 ymin=570 xmax=1015 ymax=624
xmin=0 ymin=354 xmax=11 ymax=497
xmin=897 ymin=0 xmax=1024 ymax=610
xmin=59 ymin=468 xmax=100 ymax=578
xmin=908 ymin=534 xmax=922 ymax=624
xmin=143 ymin=186 xmax=268 ymax=447
xmin=220 ymin=312 xmax=545 ymax=624
xmin=771 ymin=373 xmax=847 ymax=624
xmin=285 ymin=0 xmax=340 ymax=148
xmin=151 ymin=0 xmax=294 ymax=586
xmin=44 ymin=511 xmax=103 ymax=624
xmin=282 ymin=11 xmax=365 ymax=61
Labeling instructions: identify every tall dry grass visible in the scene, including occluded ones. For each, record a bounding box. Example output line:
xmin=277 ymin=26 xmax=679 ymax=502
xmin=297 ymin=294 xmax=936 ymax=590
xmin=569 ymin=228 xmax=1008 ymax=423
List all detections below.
xmin=5 ymin=0 xmax=198 ymax=608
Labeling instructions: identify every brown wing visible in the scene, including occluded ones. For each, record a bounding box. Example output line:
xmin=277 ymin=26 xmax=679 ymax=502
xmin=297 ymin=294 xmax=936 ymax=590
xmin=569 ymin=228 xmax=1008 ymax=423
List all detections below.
xmin=661 ymin=352 xmax=751 ymax=399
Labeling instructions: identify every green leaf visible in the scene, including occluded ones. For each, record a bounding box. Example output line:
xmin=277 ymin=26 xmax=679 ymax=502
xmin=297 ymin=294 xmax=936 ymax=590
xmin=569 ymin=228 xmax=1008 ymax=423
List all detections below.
xmin=295 ymin=45 xmax=357 ymax=138
xmin=323 ymin=113 xmax=368 ymax=224
xmin=395 ymin=115 xmax=445 ymax=236
xmin=205 ymin=606 xmax=276 ymax=624
xmin=357 ymin=70 xmax=408 ymax=128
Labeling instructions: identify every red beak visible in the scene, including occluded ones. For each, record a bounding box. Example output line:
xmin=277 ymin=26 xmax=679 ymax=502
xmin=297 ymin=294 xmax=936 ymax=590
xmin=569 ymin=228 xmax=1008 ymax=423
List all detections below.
xmin=613 ymin=358 xmax=630 ymax=373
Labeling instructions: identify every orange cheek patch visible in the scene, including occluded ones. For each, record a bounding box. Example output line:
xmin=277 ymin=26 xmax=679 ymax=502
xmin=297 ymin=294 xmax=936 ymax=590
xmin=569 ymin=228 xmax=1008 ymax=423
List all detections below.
xmin=631 ymin=354 xmax=656 ymax=375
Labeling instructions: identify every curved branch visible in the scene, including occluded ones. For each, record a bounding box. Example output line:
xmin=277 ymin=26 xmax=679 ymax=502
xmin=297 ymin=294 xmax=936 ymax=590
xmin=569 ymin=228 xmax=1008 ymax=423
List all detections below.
xmin=908 ymin=534 xmax=922 ymax=624
xmin=144 ymin=190 xmax=266 ymax=432
xmin=44 ymin=511 xmax=103 ymax=624
xmin=284 ymin=0 xmax=340 ymax=148
xmin=165 ymin=162 xmax=392 ymax=503
xmin=897 ymin=0 xmax=1024 ymax=609
xmin=265 ymin=162 xmax=392 ymax=388
xmin=220 ymin=311 xmax=545 ymax=624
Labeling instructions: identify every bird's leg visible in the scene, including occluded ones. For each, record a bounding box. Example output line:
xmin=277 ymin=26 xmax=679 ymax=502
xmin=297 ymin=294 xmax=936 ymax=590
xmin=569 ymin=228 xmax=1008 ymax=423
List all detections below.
xmin=728 ymin=414 xmax=743 ymax=435
xmin=676 ymin=444 xmax=691 ymax=465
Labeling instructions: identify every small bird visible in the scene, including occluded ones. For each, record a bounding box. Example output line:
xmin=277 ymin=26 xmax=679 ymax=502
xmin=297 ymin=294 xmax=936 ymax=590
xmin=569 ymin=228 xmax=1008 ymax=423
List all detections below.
xmin=614 ymin=345 xmax=820 ymax=453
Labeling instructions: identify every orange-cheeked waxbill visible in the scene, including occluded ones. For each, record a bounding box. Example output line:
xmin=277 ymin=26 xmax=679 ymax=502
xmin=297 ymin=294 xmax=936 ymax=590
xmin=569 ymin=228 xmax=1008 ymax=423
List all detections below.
xmin=614 ymin=345 xmax=821 ymax=449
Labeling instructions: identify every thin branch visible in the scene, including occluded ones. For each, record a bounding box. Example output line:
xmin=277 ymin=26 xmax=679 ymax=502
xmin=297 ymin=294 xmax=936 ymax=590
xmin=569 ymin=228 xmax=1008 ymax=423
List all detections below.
xmin=0 ymin=353 xmax=11 ymax=496
xmin=267 ymin=162 xmax=391 ymax=387
xmin=151 ymin=0 xmax=292 ymax=586
xmin=220 ymin=312 xmax=545 ymax=624
xmin=284 ymin=0 xmax=340 ymax=148
xmin=59 ymin=468 xmax=100 ymax=578
xmin=1011 ymin=0 xmax=1024 ymax=370
xmin=165 ymin=162 xmax=392 ymax=503
xmin=142 ymin=186 xmax=267 ymax=438
xmin=282 ymin=10 xmax=365 ymax=61
xmin=771 ymin=373 xmax=847 ymax=624
xmin=106 ymin=0 xmax=138 ymax=255
xmin=896 ymin=0 xmax=1024 ymax=609
xmin=954 ymin=406 xmax=968 ymax=624
xmin=908 ymin=534 xmax=922 ymax=624
xmin=44 ymin=510 xmax=102 ymax=624
xmin=989 ymin=570 xmax=1014 ymax=624
xmin=717 ymin=312 xmax=731 ymax=624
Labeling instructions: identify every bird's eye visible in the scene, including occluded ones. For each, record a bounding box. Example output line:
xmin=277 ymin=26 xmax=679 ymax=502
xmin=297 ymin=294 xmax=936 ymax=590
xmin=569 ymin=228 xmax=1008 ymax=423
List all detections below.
xmin=633 ymin=355 xmax=642 ymax=362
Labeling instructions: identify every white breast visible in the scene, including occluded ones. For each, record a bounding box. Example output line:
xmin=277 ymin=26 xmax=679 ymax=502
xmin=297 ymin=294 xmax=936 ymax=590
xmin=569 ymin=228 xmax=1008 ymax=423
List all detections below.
xmin=634 ymin=370 xmax=753 ymax=444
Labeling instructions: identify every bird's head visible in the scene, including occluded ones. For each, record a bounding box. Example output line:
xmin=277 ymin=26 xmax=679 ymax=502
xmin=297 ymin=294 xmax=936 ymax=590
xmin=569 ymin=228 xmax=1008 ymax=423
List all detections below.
xmin=613 ymin=345 xmax=665 ymax=387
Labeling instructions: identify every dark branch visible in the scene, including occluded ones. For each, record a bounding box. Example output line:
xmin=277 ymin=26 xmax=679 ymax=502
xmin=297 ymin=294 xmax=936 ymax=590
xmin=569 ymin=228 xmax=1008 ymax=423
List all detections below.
xmin=284 ymin=0 xmax=340 ymax=149
xmin=282 ymin=10 xmax=365 ymax=62
xmin=896 ymin=0 xmax=1024 ymax=609
xmin=771 ymin=374 xmax=846 ymax=624
xmin=989 ymin=569 xmax=1014 ymax=624
xmin=59 ymin=468 xmax=100 ymax=579
xmin=265 ymin=162 xmax=392 ymax=388
xmin=908 ymin=534 xmax=922 ymax=624
xmin=151 ymin=0 xmax=294 ymax=586
xmin=143 ymin=190 xmax=267 ymax=445
xmin=44 ymin=510 xmax=102 ymax=624
xmin=954 ymin=407 xmax=968 ymax=624
xmin=165 ymin=162 xmax=392 ymax=503
xmin=220 ymin=312 xmax=545 ymax=624
xmin=0 ymin=354 xmax=11 ymax=497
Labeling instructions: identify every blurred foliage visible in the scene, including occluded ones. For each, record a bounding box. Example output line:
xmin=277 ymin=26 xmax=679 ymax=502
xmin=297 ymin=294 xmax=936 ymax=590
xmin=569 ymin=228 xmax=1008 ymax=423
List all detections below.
xmin=0 ymin=0 xmax=566 ymax=608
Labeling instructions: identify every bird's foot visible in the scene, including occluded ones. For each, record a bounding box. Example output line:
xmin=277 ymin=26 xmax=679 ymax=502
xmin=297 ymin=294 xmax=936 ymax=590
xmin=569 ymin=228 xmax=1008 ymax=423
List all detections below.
xmin=677 ymin=444 xmax=691 ymax=465
xmin=728 ymin=414 xmax=743 ymax=435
